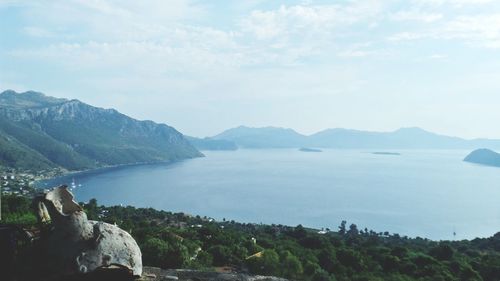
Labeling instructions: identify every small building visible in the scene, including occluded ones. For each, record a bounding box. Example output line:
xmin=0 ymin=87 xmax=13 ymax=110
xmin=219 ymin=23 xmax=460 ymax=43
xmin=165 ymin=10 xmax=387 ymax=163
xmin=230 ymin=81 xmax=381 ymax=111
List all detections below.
xmin=246 ymin=251 xmax=264 ymax=260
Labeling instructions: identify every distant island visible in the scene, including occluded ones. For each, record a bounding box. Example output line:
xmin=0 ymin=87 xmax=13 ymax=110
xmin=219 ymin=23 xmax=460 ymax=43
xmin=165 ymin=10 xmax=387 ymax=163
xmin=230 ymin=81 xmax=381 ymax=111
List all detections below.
xmin=372 ymin=152 xmax=401 ymax=156
xmin=210 ymin=125 xmax=500 ymax=150
xmin=464 ymin=148 xmax=500 ymax=167
xmin=299 ymin=147 xmax=322 ymax=152
xmin=185 ymin=136 xmax=238 ymax=151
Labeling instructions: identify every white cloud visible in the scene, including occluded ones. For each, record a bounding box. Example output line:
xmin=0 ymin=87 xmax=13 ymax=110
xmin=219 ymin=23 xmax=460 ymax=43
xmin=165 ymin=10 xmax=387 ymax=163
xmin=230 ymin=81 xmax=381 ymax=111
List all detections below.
xmin=8 ymin=1 xmax=391 ymax=71
xmin=23 ymin=26 xmax=55 ymax=38
xmin=391 ymin=10 xmax=443 ymax=22
xmin=10 ymin=37 xmax=244 ymax=72
xmin=441 ymin=14 xmax=500 ymax=47
xmin=4 ymin=0 xmax=500 ymax=137
xmin=428 ymin=53 xmax=447 ymax=59
xmin=240 ymin=1 xmax=384 ymax=40
xmin=337 ymin=50 xmax=374 ymax=58
xmin=388 ymin=13 xmax=500 ymax=48
xmin=15 ymin=0 xmax=207 ymax=41
xmin=388 ymin=32 xmax=428 ymax=41
xmin=414 ymin=0 xmax=494 ymax=8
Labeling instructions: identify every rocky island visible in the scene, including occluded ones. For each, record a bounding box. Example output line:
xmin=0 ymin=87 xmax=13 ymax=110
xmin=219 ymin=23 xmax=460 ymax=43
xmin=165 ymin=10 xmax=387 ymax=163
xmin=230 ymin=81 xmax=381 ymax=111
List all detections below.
xmin=298 ymin=147 xmax=322 ymax=152
xmin=372 ymin=152 xmax=401 ymax=156
xmin=464 ymin=148 xmax=500 ymax=167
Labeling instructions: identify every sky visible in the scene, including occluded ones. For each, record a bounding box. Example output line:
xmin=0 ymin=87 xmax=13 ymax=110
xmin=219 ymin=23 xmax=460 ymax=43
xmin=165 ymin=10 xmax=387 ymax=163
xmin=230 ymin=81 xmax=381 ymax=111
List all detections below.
xmin=1 ymin=0 xmax=500 ymax=139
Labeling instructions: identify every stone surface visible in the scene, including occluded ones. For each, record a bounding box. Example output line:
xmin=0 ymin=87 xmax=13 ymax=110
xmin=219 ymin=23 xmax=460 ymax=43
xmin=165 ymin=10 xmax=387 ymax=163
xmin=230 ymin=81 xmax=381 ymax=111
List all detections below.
xmin=35 ymin=186 xmax=143 ymax=277
xmin=141 ymin=267 xmax=290 ymax=281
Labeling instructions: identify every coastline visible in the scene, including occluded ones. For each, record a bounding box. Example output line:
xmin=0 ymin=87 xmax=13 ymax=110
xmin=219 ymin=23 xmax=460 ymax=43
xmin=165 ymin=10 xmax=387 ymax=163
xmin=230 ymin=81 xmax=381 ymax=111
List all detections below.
xmin=24 ymin=149 xmax=498 ymax=241
xmin=33 ymin=157 xmax=201 ymax=189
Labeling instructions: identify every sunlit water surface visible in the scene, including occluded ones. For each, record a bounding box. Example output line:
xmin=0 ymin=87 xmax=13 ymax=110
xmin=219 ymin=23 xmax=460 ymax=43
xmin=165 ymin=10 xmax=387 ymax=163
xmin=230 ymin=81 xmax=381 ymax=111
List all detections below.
xmin=40 ymin=149 xmax=500 ymax=240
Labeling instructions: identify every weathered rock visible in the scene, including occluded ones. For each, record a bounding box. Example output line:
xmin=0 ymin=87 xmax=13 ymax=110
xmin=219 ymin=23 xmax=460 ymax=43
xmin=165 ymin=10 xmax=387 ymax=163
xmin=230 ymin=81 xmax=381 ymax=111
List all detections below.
xmin=34 ymin=186 xmax=142 ymax=278
xmin=140 ymin=267 xmax=290 ymax=281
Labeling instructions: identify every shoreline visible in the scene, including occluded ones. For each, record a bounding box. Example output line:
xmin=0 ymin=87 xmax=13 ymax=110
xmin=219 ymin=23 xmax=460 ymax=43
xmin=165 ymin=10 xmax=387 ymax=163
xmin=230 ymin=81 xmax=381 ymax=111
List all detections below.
xmin=27 ymin=150 xmax=498 ymax=241
xmin=33 ymin=158 xmax=196 ymax=189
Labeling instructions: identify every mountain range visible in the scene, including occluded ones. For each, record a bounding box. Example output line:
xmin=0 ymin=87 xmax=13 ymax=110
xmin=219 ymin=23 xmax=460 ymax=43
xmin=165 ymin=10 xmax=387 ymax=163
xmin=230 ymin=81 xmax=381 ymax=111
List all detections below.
xmin=0 ymin=90 xmax=202 ymax=171
xmin=2 ymin=89 xmax=499 ymax=171
xmin=184 ymin=136 xmax=237 ymax=151
xmin=210 ymin=125 xmax=500 ymax=150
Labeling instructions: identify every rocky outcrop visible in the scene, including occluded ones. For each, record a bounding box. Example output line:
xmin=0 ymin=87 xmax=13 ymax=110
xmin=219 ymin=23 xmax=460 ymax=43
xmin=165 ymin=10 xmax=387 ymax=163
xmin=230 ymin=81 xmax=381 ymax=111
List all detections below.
xmin=141 ymin=267 xmax=289 ymax=281
xmin=34 ymin=186 xmax=142 ymax=278
xmin=299 ymin=147 xmax=322 ymax=152
xmin=30 ymin=186 xmax=288 ymax=281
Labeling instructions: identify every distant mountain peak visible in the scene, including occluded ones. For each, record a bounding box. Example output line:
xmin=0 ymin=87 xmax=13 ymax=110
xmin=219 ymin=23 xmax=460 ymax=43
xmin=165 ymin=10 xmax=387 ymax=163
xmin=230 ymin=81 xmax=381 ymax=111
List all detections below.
xmin=211 ymin=126 xmax=500 ymax=149
xmin=0 ymin=89 xmax=18 ymax=96
xmin=394 ymin=127 xmax=428 ymax=133
xmin=213 ymin=125 xmax=306 ymax=148
xmin=1 ymin=89 xmax=51 ymax=99
xmin=391 ymin=127 xmax=439 ymax=137
xmin=20 ymin=90 xmax=49 ymax=98
xmin=0 ymin=89 xmax=201 ymax=170
xmin=0 ymin=89 xmax=68 ymax=109
xmin=233 ymin=125 xmax=294 ymax=131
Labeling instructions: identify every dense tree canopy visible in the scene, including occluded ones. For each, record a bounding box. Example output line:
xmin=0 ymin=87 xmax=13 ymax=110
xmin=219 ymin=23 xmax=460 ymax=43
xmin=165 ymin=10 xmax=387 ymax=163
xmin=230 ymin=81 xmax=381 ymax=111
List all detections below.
xmin=2 ymin=196 xmax=499 ymax=281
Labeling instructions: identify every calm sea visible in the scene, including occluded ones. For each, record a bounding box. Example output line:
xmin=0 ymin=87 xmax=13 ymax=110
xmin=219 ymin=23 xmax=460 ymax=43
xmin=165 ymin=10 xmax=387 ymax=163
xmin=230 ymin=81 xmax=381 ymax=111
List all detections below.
xmin=39 ymin=149 xmax=500 ymax=240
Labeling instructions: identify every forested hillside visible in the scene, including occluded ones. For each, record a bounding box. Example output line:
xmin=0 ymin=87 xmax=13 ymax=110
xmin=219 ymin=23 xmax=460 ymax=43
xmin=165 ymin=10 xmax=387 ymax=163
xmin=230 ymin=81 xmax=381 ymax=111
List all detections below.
xmin=0 ymin=90 xmax=202 ymax=170
xmin=3 ymin=196 xmax=499 ymax=281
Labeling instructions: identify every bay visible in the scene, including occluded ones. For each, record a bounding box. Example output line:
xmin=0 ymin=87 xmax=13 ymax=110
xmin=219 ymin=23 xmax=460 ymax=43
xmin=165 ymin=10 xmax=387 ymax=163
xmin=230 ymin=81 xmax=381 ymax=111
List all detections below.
xmin=39 ymin=149 xmax=500 ymax=240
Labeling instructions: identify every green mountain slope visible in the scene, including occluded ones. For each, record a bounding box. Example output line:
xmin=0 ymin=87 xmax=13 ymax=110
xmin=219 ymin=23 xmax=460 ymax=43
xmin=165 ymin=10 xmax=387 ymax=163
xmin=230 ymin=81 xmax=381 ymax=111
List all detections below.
xmin=0 ymin=90 xmax=202 ymax=170
xmin=0 ymin=130 xmax=55 ymax=170
xmin=0 ymin=118 xmax=95 ymax=170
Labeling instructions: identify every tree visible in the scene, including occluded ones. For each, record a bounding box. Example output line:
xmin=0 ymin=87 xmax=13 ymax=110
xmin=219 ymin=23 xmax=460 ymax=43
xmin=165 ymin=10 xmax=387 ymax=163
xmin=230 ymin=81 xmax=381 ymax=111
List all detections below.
xmin=339 ymin=221 xmax=347 ymax=235
xmin=141 ymin=238 xmax=169 ymax=267
xmin=337 ymin=249 xmax=364 ymax=270
xmin=318 ymin=249 xmax=337 ymax=273
xmin=429 ymin=244 xmax=454 ymax=261
xmin=304 ymin=261 xmax=322 ymax=276
xmin=246 ymin=249 xmax=280 ymax=276
xmin=165 ymin=241 xmax=190 ymax=268
xmin=208 ymin=245 xmax=232 ymax=266
xmin=292 ymin=224 xmax=307 ymax=239
xmin=312 ymin=269 xmax=337 ymax=281
xmin=262 ymin=249 xmax=281 ymax=275
xmin=382 ymin=255 xmax=400 ymax=272
xmin=141 ymin=237 xmax=190 ymax=269
xmin=191 ymin=250 xmax=213 ymax=269
xmin=347 ymin=224 xmax=359 ymax=237
xmin=300 ymin=235 xmax=326 ymax=249
xmin=282 ymin=252 xmax=303 ymax=279
xmin=85 ymin=198 xmax=99 ymax=220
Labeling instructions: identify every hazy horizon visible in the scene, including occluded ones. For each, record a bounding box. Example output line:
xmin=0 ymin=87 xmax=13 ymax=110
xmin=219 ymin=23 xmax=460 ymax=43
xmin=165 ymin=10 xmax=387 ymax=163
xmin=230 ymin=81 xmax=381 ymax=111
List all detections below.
xmin=2 ymin=87 xmax=499 ymax=141
xmin=2 ymin=1 xmax=500 ymax=138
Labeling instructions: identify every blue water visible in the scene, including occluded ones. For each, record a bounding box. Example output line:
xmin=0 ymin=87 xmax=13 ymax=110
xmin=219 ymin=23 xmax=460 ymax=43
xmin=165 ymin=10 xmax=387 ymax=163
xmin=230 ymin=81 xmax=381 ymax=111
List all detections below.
xmin=39 ymin=149 xmax=500 ymax=240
